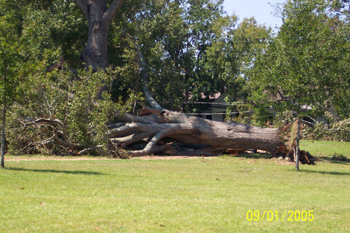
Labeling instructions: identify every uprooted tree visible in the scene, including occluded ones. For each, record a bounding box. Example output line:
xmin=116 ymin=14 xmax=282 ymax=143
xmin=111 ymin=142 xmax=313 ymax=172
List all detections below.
xmin=28 ymin=47 xmax=314 ymax=164
xmin=31 ymin=98 xmax=314 ymax=164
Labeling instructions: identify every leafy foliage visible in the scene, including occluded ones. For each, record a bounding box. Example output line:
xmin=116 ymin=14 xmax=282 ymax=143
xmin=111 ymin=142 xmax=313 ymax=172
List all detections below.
xmin=250 ymin=0 xmax=350 ymax=121
xmin=7 ymin=69 xmax=126 ymax=155
xmin=303 ymin=117 xmax=350 ymax=141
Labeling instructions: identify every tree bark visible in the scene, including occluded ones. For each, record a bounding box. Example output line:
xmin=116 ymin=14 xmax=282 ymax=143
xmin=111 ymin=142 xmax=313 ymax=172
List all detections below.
xmin=1 ymin=64 xmax=7 ymax=168
xmin=75 ymin=0 xmax=125 ymax=70
xmin=1 ymin=102 xmax=6 ymax=168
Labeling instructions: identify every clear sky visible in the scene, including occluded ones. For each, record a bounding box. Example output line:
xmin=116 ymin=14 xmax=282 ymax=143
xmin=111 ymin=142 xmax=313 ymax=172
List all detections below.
xmin=222 ymin=0 xmax=286 ymax=29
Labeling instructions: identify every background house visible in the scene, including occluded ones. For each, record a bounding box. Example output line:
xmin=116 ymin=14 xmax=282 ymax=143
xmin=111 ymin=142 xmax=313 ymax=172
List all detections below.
xmin=184 ymin=92 xmax=229 ymax=122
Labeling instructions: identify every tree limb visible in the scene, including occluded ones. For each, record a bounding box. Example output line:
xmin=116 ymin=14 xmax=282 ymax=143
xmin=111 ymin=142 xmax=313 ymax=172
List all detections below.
xmin=34 ymin=118 xmax=69 ymax=140
xmin=103 ymin=0 xmax=125 ymax=26
xmin=136 ymin=48 xmax=164 ymax=111
xmin=111 ymin=131 xmax=155 ymax=147
xmin=78 ymin=145 xmax=104 ymax=155
xmin=74 ymin=0 xmax=88 ymax=18
xmin=53 ymin=135 xmax=84 ymax=151
xmin=108 ymin=122 xmax=143 ymax=138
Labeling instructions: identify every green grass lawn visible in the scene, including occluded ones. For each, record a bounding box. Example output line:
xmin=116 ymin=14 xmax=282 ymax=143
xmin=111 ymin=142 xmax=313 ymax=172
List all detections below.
xmin=0 ymin=141 xmax=349 ymax=232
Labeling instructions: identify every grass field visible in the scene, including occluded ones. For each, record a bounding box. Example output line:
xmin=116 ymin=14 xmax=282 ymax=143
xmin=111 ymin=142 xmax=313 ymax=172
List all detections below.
xmin=0 ymin=141 xmax=349 ymax=232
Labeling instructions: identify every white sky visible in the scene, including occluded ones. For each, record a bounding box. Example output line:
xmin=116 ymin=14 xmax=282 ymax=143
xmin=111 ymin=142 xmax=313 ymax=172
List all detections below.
xmin=222 ymin=0 xmax=286 ymax=29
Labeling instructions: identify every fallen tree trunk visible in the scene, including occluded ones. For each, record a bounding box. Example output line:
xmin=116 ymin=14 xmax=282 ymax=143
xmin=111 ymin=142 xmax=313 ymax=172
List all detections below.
xmin=106 ymin=107 xmax=314 ymax=164
xmin=113 ymin=108 xmax=281 ymax=154
xmin=30 ymin=106 xmax=315 ymax=164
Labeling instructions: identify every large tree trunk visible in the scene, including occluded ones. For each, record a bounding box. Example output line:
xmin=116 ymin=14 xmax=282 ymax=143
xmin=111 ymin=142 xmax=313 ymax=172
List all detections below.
xmin=111 ymin=108 xmax=284 ymax=156
xmin=75 ymin=0 xmax=124 ymax=70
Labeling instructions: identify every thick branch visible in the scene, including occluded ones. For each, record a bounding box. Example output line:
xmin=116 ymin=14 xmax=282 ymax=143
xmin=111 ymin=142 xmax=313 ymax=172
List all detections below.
xmin=53 ymin=135 xmax=84 ymax=151
xmin=103 ymin=0 xmax=125 ymax=26
xmin=74 ymin=0 xmax=88 ymax=18
xmin=32 ymin=118 xmax=84 ymax=151
xmin=108 ymin=123 xmax=145 ymax=138
xmin=136 ymin=48 xmax=164 ymax=111
xmin=124 ymin=123 xmax=198 ymax=156
xmin=111 ymin=131 xmax=155 ymax=147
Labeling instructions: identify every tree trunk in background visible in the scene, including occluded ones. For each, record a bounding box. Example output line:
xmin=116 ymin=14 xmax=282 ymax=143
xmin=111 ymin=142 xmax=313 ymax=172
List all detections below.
xmin=81 ymin=10 xmax=109 ymax=70
xmin=75 ymin=0 xmax=125 ymax=71
xmin=1 ymin=66 xmax=6 ymax=168
xmin=1 ymin=103 xmax=6 ymax=168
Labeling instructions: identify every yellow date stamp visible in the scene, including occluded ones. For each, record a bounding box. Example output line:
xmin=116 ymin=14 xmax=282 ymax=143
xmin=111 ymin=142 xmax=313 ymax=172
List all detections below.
xmin=247 ymin=210 xmax=314 ymax=222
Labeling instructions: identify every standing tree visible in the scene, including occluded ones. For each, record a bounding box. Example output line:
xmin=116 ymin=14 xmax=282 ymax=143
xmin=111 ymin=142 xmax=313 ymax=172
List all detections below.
xmin=249 ymin=0 xmax=350 ymax=170
xmin=74 ymin=0 xmax=125 ymax=70
xmin=0 ymin=10 xmax=21 ymax=168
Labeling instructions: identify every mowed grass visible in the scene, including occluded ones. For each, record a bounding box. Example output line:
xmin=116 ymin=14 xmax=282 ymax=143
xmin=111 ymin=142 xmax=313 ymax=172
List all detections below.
xmin=0 ymin=142 xmax=349 ymax=232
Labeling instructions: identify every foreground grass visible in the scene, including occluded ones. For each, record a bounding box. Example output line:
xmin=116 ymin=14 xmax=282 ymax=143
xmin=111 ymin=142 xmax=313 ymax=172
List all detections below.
xmin=1 ymin=154 xmax=349 ymax=232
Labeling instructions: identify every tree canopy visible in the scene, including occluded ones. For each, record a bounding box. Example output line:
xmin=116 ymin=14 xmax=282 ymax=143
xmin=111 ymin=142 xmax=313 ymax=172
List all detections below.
xmin=250 ymin=0 xmax=350 ymax=120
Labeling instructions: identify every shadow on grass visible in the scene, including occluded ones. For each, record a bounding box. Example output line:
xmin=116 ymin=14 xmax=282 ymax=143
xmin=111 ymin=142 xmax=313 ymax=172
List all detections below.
xmin=318 ymin=156 xmax=350 ymax=165
xmin=327 ymin=160 xmax=350 ymax=165
xmin=7 ymin=167 xmax=107 ymax=175
xmin=232 ymin=153 xmax=272 ymax=159
xmin=299 ymin=170 xmax=350 ymax=176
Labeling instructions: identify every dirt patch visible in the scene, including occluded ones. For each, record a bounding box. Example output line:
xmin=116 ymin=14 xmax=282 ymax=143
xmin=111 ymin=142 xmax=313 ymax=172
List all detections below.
xmin=135 ymin=155 xmax=210 ymax=160
xmin=275 ymin=159 xmax=295 ymax=166
xmin=5 ymin=157 xmax=108 ymax=162
xmin=5 ymin=155 xmax=211 ymax=162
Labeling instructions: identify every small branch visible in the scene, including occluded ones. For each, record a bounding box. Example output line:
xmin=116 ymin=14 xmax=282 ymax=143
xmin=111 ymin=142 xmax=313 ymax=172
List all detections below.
xmin=34 ymin=118 xmax=69 ymax=140
xmin=78 ymin=145 xmax=104 ymax=155
xmin=21 ymin=136 xmax=55 ymax=153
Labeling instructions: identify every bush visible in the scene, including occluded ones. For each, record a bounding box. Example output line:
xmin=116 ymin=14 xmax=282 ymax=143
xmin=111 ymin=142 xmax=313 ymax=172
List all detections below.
xmin=329 ymin=118 xmax=350 ymax=142
xmin=274 ymin=111 xmax=350 ymax=142
xmin=302 ymin=116 xmax=350 ymax=142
